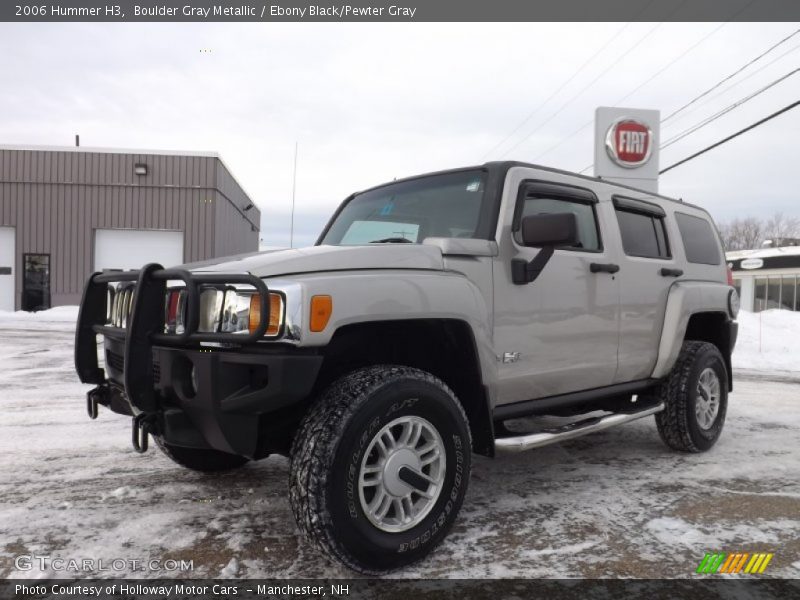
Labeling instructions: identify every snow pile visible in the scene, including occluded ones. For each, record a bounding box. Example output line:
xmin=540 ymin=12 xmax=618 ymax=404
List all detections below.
xmin=732 ymin=309 xmax=800 ymax=374
xmin=0 ymin=306 xmax=79 ymax=330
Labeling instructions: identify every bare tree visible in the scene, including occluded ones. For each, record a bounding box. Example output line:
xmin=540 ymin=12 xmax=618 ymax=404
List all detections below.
xmin=762 ymin=212 xmax=800 ymax=245
xmin=717 ymin=217 xmax=764 ymax=251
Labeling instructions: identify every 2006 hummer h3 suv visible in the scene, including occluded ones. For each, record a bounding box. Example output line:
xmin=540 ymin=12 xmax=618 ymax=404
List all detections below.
xmin=75 ymin=161 xmax=739 ymax=573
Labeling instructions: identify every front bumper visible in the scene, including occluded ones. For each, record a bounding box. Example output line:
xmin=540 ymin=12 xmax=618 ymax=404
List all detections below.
xmin=102 ymin=335 xmax=321 ymax=456
xmin=75 ymin=263 xmax=321 ymax=458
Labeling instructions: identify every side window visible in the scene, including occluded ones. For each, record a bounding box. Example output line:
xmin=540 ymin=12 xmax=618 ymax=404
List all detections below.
xmin=675 ymin=212 xmax=721 ymax=265
xmin=518 ymin=196 xmax=601 ymax=251
xmin=615 ymin=208 xmax=671 ymax=259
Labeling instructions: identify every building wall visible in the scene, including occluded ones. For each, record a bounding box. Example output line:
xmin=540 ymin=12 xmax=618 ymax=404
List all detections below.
xmin=214 ymin=159 xmax=260 ymax=257
xmin=732 ymin=270 xmax=800 ymax=313
xmin=0 ymin=147 xmax=259 ymax=308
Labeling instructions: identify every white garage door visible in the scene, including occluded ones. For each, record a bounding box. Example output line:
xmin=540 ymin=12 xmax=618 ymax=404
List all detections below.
xmin=94 ymin=229 xmax=184 ymax=272
xmin=0 ymin=227 xmax=14 ymax=311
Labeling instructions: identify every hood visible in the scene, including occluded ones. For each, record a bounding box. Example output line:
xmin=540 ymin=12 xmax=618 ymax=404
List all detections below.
xmin=182 ymin=244 xmax=445 ymax=278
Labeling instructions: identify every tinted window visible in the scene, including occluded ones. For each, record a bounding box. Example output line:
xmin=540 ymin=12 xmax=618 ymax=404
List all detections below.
xmin=675 ymin=212 xmax=721 ymax=265
xmin=321 ymin=170 xmax=487 ymax=245
xmin=519 ymin=197 xmax=600 ymax=251
xmin=615 ymin=209 xmax=670 ymax=258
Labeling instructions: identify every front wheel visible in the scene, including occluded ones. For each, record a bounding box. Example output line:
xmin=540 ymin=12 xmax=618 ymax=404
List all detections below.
xmin=654 ymin=341 xmax=728 ymax=453
xmin=289 ymin=366 xmax=471 ymax=573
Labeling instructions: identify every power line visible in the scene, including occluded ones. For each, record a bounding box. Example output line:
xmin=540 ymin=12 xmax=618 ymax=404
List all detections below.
xmin=661 ymin=40 xmax=800 ymax=130
xmin=613 ymin=21 xmax=731 ymax=109
xmin=660 ymin=68 xmax=799 ymax=149
xmin=662 ymin=27 xmax=800 ymax=123
xmin=576 ymin=32 xmax=800 ymax=174
xmin=531 ymin=20 xmax=731 ymax=165
xmin=481 ymin=0 xmax=668 ymax=161
xmin=479 ymin=21 xmax=634 ymax=161
xmin=659 ymin=100 xmax=800 ymax=175
xmin=498 ymin=21 xmax=666 ymax=159
xmin=575 ymin=68 xmax=797 ymax=174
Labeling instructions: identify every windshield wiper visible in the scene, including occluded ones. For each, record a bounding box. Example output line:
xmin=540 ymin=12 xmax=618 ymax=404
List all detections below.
xmin=369 ymin=237 xmax=413 ymax=244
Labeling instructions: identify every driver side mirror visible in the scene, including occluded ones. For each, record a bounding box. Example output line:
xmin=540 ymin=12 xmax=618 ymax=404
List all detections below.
xmin=519 ymin=212 xmax=578 ymax=248
xmin=512 ymin=213 xmax=579 ymax=285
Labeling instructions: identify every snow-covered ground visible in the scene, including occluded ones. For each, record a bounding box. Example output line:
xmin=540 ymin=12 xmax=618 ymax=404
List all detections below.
xmin=0 ymin=308 xmax=797 ymax=579
xmin=732 ymin=309 xmax=800 ymax=376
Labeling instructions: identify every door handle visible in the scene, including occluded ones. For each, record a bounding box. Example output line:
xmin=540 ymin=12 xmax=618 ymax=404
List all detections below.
xmin=660 ymin=268 xmax=684 ymax=277
xmin=590 ymin=262 xmax=620 ymax=274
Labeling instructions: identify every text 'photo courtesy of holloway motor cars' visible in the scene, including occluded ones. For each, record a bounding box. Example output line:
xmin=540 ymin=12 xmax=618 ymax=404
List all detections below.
xmin=1 ymin=3 xmax=800 ymax=593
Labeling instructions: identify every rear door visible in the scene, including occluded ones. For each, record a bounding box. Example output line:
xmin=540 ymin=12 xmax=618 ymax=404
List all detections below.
xmin=493 ymin=180 xmax=621 ymax=404
xmin=610 ymin=196 xmax=676 ymax=382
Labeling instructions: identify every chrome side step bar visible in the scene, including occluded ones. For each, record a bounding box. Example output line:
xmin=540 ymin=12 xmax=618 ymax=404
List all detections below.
xmin=494 ymin=403 xmax=665 ymax=453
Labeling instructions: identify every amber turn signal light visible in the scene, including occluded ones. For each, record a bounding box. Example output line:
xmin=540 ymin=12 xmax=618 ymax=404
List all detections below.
xmin=249 ymin=293 xmax=283 ymax=336
xmin=310 ymin=295 xmax=333 ymax=332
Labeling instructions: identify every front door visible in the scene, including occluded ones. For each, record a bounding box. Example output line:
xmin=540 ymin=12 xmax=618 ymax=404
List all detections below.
xmin=493 ymin=181 xmax=620 ymax=405
xmin=22 ymin=254 xmax=50 ymax=312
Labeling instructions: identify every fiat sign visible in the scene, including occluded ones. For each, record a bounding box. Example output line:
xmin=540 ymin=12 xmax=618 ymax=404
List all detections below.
xmin=605 ymin=118 xmax=653 ymax=168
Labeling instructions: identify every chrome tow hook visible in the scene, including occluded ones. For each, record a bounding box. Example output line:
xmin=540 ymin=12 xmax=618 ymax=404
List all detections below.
xmin=132 ymin=413 xmax=157 ymax=453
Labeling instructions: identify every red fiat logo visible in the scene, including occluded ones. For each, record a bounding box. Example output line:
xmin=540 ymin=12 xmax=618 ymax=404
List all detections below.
xmin=605 ymin=118 xmax=653 ymax=168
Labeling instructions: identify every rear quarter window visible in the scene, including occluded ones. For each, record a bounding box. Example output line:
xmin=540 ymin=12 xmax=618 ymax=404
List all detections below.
xmin=674 ymin=212 xmax=721 ymax=265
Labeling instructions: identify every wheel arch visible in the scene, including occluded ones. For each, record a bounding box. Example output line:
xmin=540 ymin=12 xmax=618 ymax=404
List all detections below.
xmin=651 ymin=281 xmax=736 ymax=390
xmin=314 ymin=318 xmax=496 ymax=457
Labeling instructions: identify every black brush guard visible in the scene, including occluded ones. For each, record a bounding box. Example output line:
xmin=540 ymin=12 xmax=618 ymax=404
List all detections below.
xmin=75 ymin=263 xmax=270 ymax=449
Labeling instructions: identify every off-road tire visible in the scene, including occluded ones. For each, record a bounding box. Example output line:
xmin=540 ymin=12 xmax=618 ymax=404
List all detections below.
xmin=154 ymin=437 xmax=249 ymax=472
xmin=289 ymin=365 xmax=471 ymax=574
xmin=653 ymin=341 xmax=728 ymax=453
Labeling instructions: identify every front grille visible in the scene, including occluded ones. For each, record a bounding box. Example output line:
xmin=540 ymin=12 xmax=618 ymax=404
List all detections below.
xmin=106 ymin=350 xmax=124 ymax=372
xmin=152 ymin=361 xmax=161 ymax=384
xmin=110 ymin=284 xmax=136 ymax=328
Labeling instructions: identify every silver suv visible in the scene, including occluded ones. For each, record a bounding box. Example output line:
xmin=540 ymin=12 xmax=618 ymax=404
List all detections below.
xmin=75 ymin=161 xmax=739 ymax=573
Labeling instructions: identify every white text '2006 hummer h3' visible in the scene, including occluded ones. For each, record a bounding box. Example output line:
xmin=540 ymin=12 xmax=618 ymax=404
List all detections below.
xmin=75 ymin=161 xmax=739 ymax=573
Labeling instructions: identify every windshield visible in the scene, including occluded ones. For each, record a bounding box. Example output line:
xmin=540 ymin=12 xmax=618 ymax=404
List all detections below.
xmin=319 ymin=170 xmax=488 ymax=245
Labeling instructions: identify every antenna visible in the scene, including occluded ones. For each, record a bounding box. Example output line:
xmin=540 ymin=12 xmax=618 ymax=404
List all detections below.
xmin=290 ymin=141 xmax=298 ymax=248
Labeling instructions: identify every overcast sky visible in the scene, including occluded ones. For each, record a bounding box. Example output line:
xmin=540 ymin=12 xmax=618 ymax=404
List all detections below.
xmin=2 ymin=22 xmax=798 ymax=247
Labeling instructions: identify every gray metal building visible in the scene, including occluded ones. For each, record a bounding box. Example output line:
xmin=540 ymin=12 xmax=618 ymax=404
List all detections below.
xmin=0 ymin=145 xmax=260 ymax=311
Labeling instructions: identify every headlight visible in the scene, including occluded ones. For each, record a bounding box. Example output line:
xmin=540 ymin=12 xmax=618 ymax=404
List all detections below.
xmin=164 ymin=286 xmax=284 ymax=338
xmin=199 ymin=288 xmax=224 ymax=332
xmin=221 ymin=290 xmax=283 ymax=336
xmin=247 ymin=292 xmax=284 ymax=336
xmin=220 ymin=290 xmax=253 ymax=333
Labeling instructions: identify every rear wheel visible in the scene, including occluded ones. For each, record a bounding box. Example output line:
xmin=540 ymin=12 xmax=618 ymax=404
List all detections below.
xmin=653 ymin=341 xmax=728 ymax=453
xmin=154 ymin=437 xmax=249 ymax=472
xmin=289 ymin=365 xmax=471 ymax=573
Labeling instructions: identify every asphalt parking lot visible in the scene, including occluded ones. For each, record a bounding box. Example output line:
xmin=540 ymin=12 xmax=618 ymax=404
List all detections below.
xmin=0 ymin=321 xmax=798 ymax=579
